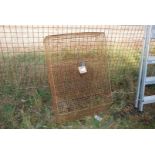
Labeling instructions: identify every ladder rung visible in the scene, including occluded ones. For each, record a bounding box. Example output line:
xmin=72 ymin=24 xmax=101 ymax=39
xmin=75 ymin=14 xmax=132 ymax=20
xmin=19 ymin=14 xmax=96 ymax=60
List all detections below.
xmin=145 ymin=76 xmax=155 ymax=85
xmin=147 ymin=56 xmax=155 ymax=64
xmin=143 ymin=95 xmax=155 ymax=104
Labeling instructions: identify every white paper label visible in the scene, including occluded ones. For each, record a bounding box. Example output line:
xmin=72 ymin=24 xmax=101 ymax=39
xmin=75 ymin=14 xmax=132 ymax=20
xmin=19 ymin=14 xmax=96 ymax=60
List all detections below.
xmin=78 ymin=66 xmax=87 ymax=74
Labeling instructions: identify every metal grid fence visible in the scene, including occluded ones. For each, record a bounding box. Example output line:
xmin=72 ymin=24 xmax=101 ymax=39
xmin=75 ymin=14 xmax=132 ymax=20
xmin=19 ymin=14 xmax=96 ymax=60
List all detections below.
xmin=0 ymin=25 xmax=145 ymax=121
xmin=0 ymin=25 xmax=144 ymax=90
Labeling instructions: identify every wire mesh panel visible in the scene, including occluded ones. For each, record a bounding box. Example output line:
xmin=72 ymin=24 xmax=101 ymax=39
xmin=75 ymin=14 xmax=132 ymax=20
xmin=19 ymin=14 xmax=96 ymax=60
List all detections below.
xmin=44 ymin=32 xmax=112 ymax=122
xmin=0 ymin=25 xmax=145 ymax=122
xmin=0 ymin=25 xmax=144 ymax=90
xmin=0 ymin=25 xmax=48 ymax=88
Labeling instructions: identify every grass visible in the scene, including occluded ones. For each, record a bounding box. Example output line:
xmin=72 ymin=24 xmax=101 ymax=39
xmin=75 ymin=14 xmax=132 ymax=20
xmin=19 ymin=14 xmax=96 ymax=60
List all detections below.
xmin=0 ymin=47 xmax=155 ymax=128
xmin=1 ymin=85 xmax=155 ymax=128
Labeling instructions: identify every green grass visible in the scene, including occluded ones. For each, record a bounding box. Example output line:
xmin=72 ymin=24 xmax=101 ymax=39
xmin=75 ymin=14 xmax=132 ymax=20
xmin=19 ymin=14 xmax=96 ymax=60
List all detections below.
xmin=0 ymin=52 xmax=47 ymax=88
xmin=0 ymin=48 xmax=155 ymax=128
xmin=1 ymin=85 xmax=155 ymax=128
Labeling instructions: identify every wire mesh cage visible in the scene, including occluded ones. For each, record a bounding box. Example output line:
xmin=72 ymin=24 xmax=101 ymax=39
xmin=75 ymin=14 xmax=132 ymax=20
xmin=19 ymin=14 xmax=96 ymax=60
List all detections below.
xmin=44 ymin=32 xmax=112 ymax=122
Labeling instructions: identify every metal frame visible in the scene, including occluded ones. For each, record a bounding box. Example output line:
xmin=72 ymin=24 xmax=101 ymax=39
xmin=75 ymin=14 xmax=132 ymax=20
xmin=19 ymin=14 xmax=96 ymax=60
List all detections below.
xmin=135 ymin=26 xmax=148 ymax=108
xmin=135 ymin=25 xmax=155 ymax=111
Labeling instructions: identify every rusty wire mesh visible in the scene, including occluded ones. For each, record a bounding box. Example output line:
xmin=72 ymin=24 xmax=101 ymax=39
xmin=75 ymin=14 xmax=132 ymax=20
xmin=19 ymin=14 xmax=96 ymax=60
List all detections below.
xmin=44 ymin=32 xmax=111 ymax=121
xmin=0 ymin=25 xmax=145 ymax=121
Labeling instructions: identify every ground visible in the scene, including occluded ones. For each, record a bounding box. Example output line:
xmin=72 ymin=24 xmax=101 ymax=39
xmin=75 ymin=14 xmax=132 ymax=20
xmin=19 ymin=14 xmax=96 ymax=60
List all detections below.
xmin=1 ymin=85 xmax=155 ymax=128
xmin=0 ymin=48 xmax=155 ymax=128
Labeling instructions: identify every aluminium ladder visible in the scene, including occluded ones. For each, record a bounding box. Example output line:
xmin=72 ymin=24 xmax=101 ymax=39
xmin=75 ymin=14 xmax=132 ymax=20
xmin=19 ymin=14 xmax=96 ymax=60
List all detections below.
xmin=135 ymin=25 xmax=155 ymax=111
